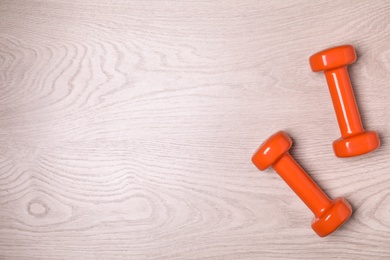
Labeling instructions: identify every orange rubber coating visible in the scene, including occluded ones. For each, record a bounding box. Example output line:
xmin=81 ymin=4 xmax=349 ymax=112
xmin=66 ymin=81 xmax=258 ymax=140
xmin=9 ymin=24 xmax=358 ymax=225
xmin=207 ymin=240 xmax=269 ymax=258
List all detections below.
xmin=310 ymin=45 xmax=380 ymax=157
xmin=252 ymin=131 xmax=352 ymax=237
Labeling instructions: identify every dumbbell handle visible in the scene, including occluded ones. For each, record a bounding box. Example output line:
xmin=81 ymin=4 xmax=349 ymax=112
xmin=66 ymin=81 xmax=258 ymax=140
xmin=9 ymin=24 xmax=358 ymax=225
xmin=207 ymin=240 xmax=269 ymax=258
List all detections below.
xmin=273 ymin=153 xmax=331 ymax=217
xmin=324 ymin=67 xmax=364 ymax=138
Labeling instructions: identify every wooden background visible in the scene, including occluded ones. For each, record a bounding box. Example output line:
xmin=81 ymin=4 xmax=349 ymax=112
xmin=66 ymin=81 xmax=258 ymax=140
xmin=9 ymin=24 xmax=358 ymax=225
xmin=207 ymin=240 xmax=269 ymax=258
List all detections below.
xmin=1 ymin=0 xmax=389 ymax=259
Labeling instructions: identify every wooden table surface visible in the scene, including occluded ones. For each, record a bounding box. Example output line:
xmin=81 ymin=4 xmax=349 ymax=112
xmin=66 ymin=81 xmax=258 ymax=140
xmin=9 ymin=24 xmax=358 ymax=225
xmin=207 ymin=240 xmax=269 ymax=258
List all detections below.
xmin=1 ymin=1 xmax=390 ymax=259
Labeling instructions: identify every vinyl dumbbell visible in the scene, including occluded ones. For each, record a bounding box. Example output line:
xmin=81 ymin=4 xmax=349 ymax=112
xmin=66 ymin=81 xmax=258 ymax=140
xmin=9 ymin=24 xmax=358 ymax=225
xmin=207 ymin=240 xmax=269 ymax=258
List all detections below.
xmin=310 ymin=45 xmax=380 ymax=157
xmin=252 ymin=131 xmax=352 ymax=237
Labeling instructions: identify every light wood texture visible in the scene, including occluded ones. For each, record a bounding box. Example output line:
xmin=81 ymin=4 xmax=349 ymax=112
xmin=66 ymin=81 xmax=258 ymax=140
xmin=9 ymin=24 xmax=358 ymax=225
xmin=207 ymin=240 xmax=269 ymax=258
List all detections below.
xmin=1 ymin=0 xmax=390 ymax=259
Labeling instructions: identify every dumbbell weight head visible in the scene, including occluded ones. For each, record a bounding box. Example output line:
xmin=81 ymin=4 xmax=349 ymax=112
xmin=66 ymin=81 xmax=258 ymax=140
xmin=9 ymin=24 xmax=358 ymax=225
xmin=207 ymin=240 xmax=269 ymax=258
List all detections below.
xmin=310 ymin=45 xmax=356 ymax=72
xmin=251 ymin=131 xmax=292 ymax=171
xmin=333 ymin=131 xmax=380 ymax=157
xmin=311 ymin=197 xmax=352 ymax=237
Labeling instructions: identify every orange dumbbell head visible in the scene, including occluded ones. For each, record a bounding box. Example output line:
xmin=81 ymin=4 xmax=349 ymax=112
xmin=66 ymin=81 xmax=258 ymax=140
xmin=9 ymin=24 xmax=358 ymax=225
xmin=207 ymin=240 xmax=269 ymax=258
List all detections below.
xmin=310 ymin=45 xmax=356 ymax=72
xmin=251 ymin=131 xmax=292 ymax=171
xmin=333 ymin=131 xmax=380 ymax=157
xmin=311 ymin=197 xmax=352 ymax=237
xmin=310 ymin=45 xmax=380 ymax=157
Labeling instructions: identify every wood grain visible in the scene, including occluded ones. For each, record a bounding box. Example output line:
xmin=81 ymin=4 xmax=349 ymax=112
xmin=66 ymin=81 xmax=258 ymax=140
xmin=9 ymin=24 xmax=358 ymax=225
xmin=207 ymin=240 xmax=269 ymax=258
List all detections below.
xmin=0 ymin=0 xmax=390 ymax=259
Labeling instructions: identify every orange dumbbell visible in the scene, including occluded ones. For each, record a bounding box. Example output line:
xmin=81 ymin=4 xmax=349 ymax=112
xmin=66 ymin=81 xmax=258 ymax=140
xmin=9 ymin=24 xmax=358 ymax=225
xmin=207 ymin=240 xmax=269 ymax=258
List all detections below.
xmin=252 ymin=131 xmax=352 ymax=237
xmin=310 ymin=45 xmax=380 ymax=157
